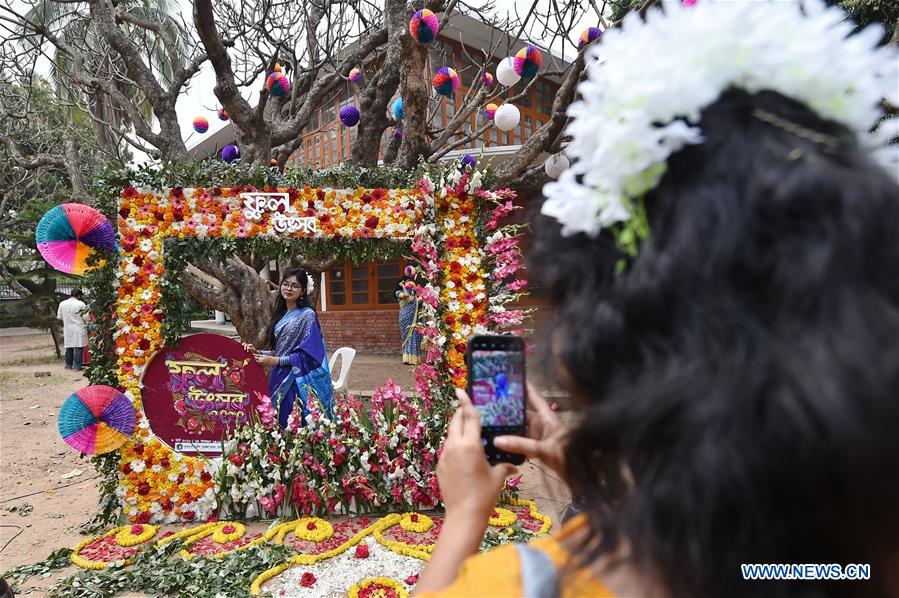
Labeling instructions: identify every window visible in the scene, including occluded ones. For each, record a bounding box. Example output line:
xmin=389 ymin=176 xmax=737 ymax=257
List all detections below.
xmin=536 ymin=81 xmax=554 ymax=115
xmin=325 ymin=259 xmax=406 ymax=310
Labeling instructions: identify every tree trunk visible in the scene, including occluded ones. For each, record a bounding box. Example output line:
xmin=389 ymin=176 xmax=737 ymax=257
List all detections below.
xmin=396 ymin=31 xmax=430 ymax=169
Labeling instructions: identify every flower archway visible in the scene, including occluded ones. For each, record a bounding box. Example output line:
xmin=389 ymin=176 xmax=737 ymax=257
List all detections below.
xmin=110 ymin=168 xmax=527 ymax=523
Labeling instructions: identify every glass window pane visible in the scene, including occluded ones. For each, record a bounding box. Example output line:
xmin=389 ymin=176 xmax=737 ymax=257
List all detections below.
xmin=352 ymin=280 xmax=369 ymax=292
xmin=351 ymin=266 xmax=368 ymax=279
xmin=378 ymin=289 xmax=397 ymax=305
xmin=352 ymin=292 xmax=369 ymax=305
xmin=378 ymin=262 xmax=400 ymax=277
xmin=331 ymin=281 xmax=345 ymax=293
xmin=331 ymin=293 xmax=346 ymax=305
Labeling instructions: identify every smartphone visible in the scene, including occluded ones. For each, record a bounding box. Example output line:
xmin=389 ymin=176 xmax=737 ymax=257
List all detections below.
xmin=466 ymin=335 xmax=526 ymax=465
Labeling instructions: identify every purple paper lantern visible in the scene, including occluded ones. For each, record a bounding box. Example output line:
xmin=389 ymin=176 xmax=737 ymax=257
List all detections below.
xmin=340 ymin=105 xmax=360 ymax=127
xmin=221 ymin=144 xmax=240 ymax=163
xmin=459 ymin=154 xmax=477 ymax=170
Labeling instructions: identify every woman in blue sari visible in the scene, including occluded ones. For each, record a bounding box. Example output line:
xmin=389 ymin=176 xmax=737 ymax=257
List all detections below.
xmin=243 ymin=268 xmax=334 ymax=427
xmin=396 ymin=266 xmax=422 ymax=365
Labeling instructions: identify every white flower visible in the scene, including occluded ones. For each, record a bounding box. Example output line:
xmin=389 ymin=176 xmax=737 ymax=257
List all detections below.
xmin=542 ymin=0 xmax=898 ymax=238
xmin=138 ymin=238 xmax=153 ymax=252
xmin=129 ymin=459 xmax=146 ymax=473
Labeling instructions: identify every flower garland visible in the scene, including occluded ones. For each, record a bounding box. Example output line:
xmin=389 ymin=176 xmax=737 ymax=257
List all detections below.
xmin=487 ymin=508 xmax=517 ymax=528
xmin=293 ymin=518 xmax=335 ymax=543
xmin=505 ymin=498 xmax=553 ymax=535
xmin=348 ymin=577 xmax=410 ymax=598
xmin=211 ymin=522 xmax=245 ymax=544
xmin=399 ymin=513 xmax=433 ymax=534
xmin=115 ymin=523 xmax=158 ymax=546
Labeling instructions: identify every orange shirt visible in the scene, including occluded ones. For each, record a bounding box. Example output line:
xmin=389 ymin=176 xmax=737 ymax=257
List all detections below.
xmin=420 ymin=515 xmax=615 ymax=597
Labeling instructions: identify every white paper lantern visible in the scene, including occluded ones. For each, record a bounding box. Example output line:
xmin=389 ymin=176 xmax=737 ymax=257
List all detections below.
xmin=496 ymin=57 xmax=521 ymax=87
xmin=544 ymin=153 xmax=570 ymax=178
xmin=494 ymin=103 xmax=521 ymax=132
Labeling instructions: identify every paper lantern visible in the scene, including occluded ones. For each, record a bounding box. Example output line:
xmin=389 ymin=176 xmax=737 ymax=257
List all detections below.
xmin=459 ymin=154 xmax=477 ymax=170
xmin=481 ymin=72 xmax=494 ymax=87
xmin=270 ymin=158 xmax=278 ymax=167
xmin=390 ymin=97 xmax=404 ymax=120
xmin=221 ymin=144 xmax=240 ymax=163
xmin=217 ymin=108 xmax=229 ymax=121
xmin=432 ymin=67 xmax=459 ymax=98
xmin=494 ymin=103 xmax=520 ymax=132
xmin=409 ymin=9 xmax=439 ymax=44
xmin=266 ymin=65 xmax=291 ymax=97
xmin=514 ymin=45 xmax=542 ymax=78
xmin=544 ymin=153 xmax=570 ymax=179
xmin=404 ymin=265 xmax=415 ymax=277
xmin=192 ymin=116 xmax=209 ymax=134
xmin=578 ymin=27 xmax=603 ymax=48
xmin=340 ymin=105 xmax=360 ymax=127
xmin=393 ymin=129 xmax=403 ymax=139
xmin=496 ymin=57 xmax=521 ymax=87
xmin=349 ymin=67 xmax=362 ymax=83
xmin=484 ymin=103 xmax=498 ymax=121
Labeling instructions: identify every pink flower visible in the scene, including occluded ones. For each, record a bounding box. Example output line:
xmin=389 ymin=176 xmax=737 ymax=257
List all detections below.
xmin=354 ymin=543 xmax=369 ymax=558
xmin=300 ymin=572 xmax=316 ymax=587
xmin=228 ymin=454 xmax=244 ymax=467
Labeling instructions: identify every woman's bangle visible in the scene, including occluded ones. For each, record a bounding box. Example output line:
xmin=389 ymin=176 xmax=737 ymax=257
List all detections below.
xmin=278 ymin=355 xmax=291 ymax=367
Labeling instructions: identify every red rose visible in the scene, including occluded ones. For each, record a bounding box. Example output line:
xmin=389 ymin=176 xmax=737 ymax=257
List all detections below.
xmin=130 ymin=524 xmax=144 ymax=534
xmin=200 ymin=471 xmax=212 ymax=482
xmin=492 ymin=510 xmax=500 ymax=518
xmin=122 ymin=463 xmax=132 ymax=474
xmin=161 ymin=499 xmax=173 ymax=511
xmin=410 ymin=514 xmax=419 ymax=523
xmin=371 ymin=188 xmax=386 ymax=202
xmin=306 ymin=521 xmax=317 ymax=531
xmin=138 ymin=339 xmax=150 ymax=350
xmin=316 ymin=189 xmax=325 ymax=200
xmin=136 ymin=511 xmax=152 ymax=524
xmin=170 ymin=187 xmax=184 ymax=199
xmin=138 ymin=482 xmax=150 ymax=495
xmin=222 ymin=524 xmax=236 ymax=534
xmin=455 ymin=343 xmax=467 ymax=354
xmin=228 ymin=454 xmax=244 ymax=467
xmin=177 ymin=474 xmax=185 ymax=484
xmin=182 ymin=511 xmax=196 ymax=520
xmin=361 ymin=193 xmax=373 ymax=205
xmin=354 ymin=543 xmax=369 ymax=558
xmin=122 ymin=187 xmax=139 ymax=199
xmin=364 ymin=215 xmax=379 ymax=229
xmin=405 ymin=574 xmax=420 ymax=586
xmin=461 ymin=314 xmax=472 ymax=325
xmin=300 ymin=572 xmax=316 ymax=587
xmin=133 ymin=443 xmax=144 ymax=454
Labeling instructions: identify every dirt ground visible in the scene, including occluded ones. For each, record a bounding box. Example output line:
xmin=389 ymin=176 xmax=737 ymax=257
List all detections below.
xmin=0 ymin=330 xmax=571 ymax=593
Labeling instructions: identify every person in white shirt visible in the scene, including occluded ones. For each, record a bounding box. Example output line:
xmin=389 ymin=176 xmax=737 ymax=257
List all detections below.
xmin=56 ymin=289 xmax=87 ymax=371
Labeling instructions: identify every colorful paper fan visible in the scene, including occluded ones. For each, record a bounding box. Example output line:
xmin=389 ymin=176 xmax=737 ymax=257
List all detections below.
xmin=217 ymin=108 xmax=229 ymax=121
xmin=484 ymin=103 xmax=498 ymax=121
xmin=409 ymin=9 xmax=439 ymax=44
xmin=58 ymin=386 xmax=136 ymax=455
xmin=514 ymin=45 xmax=542 ymax=78
xmin=266 ymin=65 xmax=291 ymax=97
xmin=481 ymin=72 xmax=495 ymax=87
xmin=432 ymin=67 xmax=459 ymax=98
xmin=349 ymin=67 xmax=362 ymax=83
xmin=36 ymin=204 xmax=116 ymax=275
xmin=578 ymin=27 xmax=603 ymax=48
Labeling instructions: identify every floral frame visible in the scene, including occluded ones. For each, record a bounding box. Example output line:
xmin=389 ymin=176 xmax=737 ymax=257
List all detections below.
xmin=111 ymin=168 xmax=527 ymax=522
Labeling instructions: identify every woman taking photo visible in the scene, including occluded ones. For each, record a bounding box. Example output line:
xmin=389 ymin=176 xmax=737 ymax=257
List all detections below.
xmin=243 ymin=268 xmax=333 ymax=428
xmin=416 ymin=2 xmax=899 ymax=597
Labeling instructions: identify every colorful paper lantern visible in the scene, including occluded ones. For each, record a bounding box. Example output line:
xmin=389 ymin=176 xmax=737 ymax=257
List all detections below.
xmin=459 ymin=154 xmax=477 ymax=170
xmin=58 ymin=386 xmax=136 ymax=455
xmin=578 ymin=27 xmax=603 ymax=48
xmin=266 ymin=65 xmax=291 ymax=97
xmin=217 ymin=108 xmax=229 ymax=121
xmin=496 ymin=57 xmax=521 ymax=87
xmin=35 ymin=204 xmax=116 ymax=275
xmin=409 ymin=9 xmax=439 ymax=44
xmin=544 ymin=153 xmax=570 ymax=178
xmin=393 ymin=129 xmax=403 ymax=139
xmin=340 ymin=105 xmax=360 ymax=127
xmin=484 ymin=103 xmax=498 ymax=121
xmin=494 ymin=103 xmax=520 ymax=132
xmin=481 ymin=72 xmax=495 ymax=87
xmin=390 ymin=97 xmax=404 ymax=120
xmin=221 ymin=144 xmax=240 ymax=163
xmin=404 ymin=265 xmax=415 ymax=277
xmin=192 ymin=116 xmax=209 ymax=134
xmin=349 ymin=67 xmax=362 ymax=83
xmin=432 ymin=66 xmax=459 ymax=98
xmin=514 ymin=45 xmax=542 ymax=78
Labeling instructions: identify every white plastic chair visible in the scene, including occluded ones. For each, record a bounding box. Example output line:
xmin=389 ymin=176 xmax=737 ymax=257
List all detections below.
xmin=329 ymin=347 xmax=356 ymax=393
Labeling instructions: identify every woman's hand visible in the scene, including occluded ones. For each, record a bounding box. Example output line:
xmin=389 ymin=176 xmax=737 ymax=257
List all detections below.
xmin=253 ymin=353 xmax=278 ymax=367
xmin=494 ymin=382 xmax=569 ymax=481
xmin=241 ymin=342 xmax=256 ymax=354
xmin=437 ymin=389 xmax=518 ymax=521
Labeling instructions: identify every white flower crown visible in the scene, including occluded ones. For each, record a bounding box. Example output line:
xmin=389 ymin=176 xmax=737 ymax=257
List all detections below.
xmin=542 ymin=0 xmax=898 ymax=240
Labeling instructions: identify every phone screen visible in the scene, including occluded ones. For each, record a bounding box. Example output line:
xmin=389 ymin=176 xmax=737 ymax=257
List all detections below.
xmin=470 ymin=349 xmax=525 ymax=429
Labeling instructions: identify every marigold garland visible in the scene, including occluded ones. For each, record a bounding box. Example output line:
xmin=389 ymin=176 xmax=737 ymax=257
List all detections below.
xmin=115 ymin=523 xmax=158 ymax=546
xmin=292 ymin=517 xmax=335 ymax=542
xmin=176 ymin=521 xmax=266 ymax=559
xmin=211 ymin=522 xmax=246 ymax=544
xmin=71 ymin=528 xmax=125 ymax=570
xmin=487 ymin=508 xmax=517 ymax=528
xmin=155 ymin=522 xmax=217 ymax=546
xmin=505 ymin=498 xmax=553 ymax=535
xmin=348 ymin=577 xmax=410 ymax=598
xmin=399 ymin=512 xmax=433 ymax=533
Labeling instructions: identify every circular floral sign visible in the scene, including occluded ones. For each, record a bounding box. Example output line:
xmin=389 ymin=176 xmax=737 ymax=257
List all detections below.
xmin=140 ymin=333 xmax=268 ymax=456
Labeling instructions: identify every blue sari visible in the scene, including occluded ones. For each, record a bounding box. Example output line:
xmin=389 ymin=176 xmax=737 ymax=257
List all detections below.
xmin=269 ymin=307 xmax=334 ymax=427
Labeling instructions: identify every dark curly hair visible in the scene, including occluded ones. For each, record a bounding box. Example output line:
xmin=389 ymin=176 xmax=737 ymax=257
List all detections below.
xmin=529 ymin=88 xmax=899 ymax=597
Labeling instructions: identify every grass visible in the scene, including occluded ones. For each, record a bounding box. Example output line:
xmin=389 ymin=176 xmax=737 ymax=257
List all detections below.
xmin=0 ymin=354 xmax=61 ymax=366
